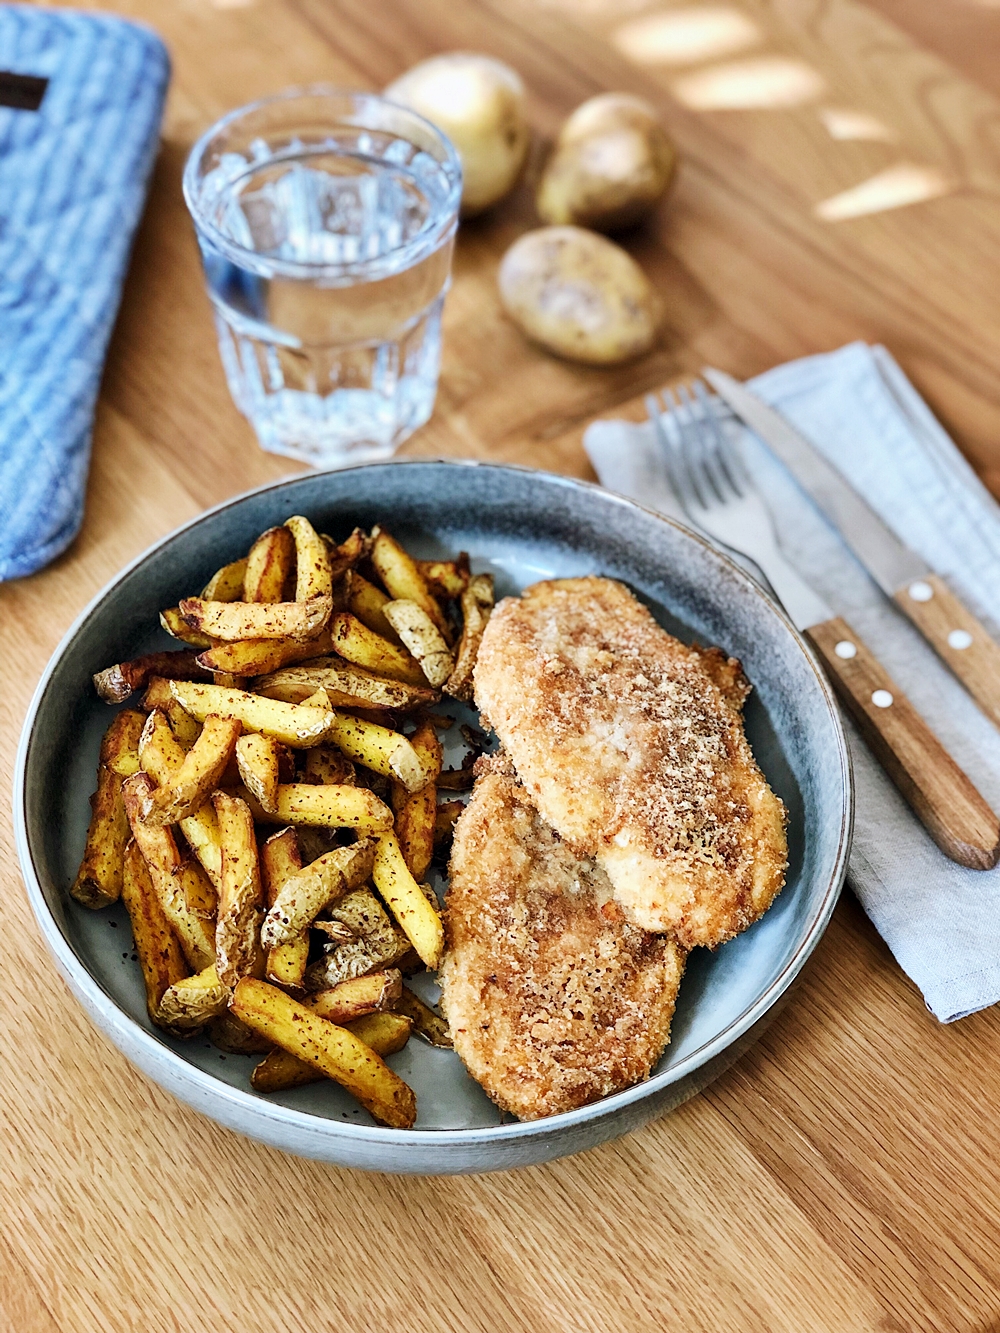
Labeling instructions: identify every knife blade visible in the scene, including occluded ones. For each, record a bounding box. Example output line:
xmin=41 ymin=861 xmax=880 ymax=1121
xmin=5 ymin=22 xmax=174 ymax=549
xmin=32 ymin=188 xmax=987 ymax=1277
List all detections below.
xmin=704 ymin=365 xmax=1000 ymax=730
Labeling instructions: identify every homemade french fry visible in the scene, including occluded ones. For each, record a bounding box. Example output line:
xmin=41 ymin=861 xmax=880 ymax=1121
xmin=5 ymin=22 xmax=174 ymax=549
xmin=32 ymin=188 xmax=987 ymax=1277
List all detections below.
xmin=260 ymin=827 xmax=309 ymax=990
xmin=370 ymin=527 xmax=452 ymax=642
xmin=395 ymin=985 xmax=453 ymax=1047
xmin=178 ymin=595 xmax=332 ymax=643
xmin=208 ymin=1010 xmax=273 ymax=1054
xmin=445 ymin=573 xmax=494 ymax=702
xmin=173 ymin=857 xmax=218 ymax=918
xmin=383 ymin=599 xmax=454 ymax=688
xmin=159 ymin=606 xmax=214 ymax=648
xmin=372 ymin=830 xmax=445 ymax=969
xmin=71 ymin=762 xmax=128 ymax=909
xmin=392 ymin=718 xmax=442 ymax=880
xmin=433 ymin=800 xmax=465 ymax=849
xmin=142 ymin=714 xmax=241 ymax=825
xmin=302 ymin=747 xmax=356 ymax=786
xmin=121 ymin=840 xmax=188 ymax=1021
xmin=138 ymin=709 xmax=224 ymax=890
xmin=94 ymin=653 xmax=210 ymax=705
xmin=418 ymin=558 xmax=469 ymax=599
xmin=250 ymin=1011 xmax=412 ymax=1092
xmin=304 ymin=888 xmax=412 ymax=989
xmin=325 ymin=711 xmax=429 ymax=792
xmin=261 ymin=839 xmax=375 ymax=948
xmin=286 ymin=515 xmax=333 ymax=601
xmin=345 ymin=571 xmax=400 ymax=642
xmin=122 ymin=774 xmax=216 ymax=969
xmin=156 ymin=963 xmax=230 ymax=1034
xmin=96 ymin=709 xmax=146 ymax=779
xmin=308 ymin=969 xmax=403 ymax=1022
xmin=202 ymin=557 xmax=249 ymax=602
xmin=330 ymin=612 xmax=427 ymax=686
xmin=271 ymin=782 xmax=393 ymax=832
xmin=254 ymin=658 xmax=436 ymax=711
xmin=231 ymin=978 xmax=417 ymax=1127
xmin=236 ymin=731 xmax=282 ymax=814
xmin=243 ymin=525 xmax=295 ymax=603
xmin=196 ymin=629 xmax=334 ymax=677
xmin=168 ymin=681 xmax=334 ymax=748
xmin=213 ymin=791 xmax=265 ymax=988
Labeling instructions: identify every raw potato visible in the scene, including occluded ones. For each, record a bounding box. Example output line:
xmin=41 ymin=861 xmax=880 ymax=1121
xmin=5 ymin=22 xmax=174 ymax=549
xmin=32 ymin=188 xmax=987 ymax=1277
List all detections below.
xmin=385 ymin=53 xmax=529 ymax=215
xmin=498 ymin=226 xmax=659 ymax=365
xmin=536 ymin=93 xmax=677 ymax=232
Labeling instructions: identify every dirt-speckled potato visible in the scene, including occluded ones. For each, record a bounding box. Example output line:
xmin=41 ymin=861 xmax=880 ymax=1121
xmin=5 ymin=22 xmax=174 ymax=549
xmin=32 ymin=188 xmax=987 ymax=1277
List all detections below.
xmin=497 ymin=226 xmax=659 ymax=365
xmin=537 ymin=93 xmax=677 ymax=233
xmin=385 ymin=53 xmax=530 ymax=215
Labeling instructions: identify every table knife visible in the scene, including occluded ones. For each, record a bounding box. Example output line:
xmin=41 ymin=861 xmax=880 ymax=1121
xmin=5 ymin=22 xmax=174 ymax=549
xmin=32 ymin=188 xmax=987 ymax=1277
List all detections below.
xmin=703 ymin=366 xmax=1000 ymax=730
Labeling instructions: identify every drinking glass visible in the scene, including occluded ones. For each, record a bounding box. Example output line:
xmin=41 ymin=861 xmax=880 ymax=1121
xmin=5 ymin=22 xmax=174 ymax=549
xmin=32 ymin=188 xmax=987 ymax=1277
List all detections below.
xmin=183 ymin=88 xmax=462 ymax=466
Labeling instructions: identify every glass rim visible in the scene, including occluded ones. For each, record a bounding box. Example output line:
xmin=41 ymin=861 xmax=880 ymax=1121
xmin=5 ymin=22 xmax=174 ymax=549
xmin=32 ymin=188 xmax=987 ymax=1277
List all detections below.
xmin=182 ymin=85 xmax=463 ymax=284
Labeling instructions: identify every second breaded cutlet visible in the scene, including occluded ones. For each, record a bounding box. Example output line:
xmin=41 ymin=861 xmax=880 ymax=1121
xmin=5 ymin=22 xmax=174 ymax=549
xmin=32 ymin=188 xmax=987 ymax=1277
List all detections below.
xmin=440 ymin=757 xmax=686 ymax=1121
xmin=473 ymin=576 xmax=788 ymax=949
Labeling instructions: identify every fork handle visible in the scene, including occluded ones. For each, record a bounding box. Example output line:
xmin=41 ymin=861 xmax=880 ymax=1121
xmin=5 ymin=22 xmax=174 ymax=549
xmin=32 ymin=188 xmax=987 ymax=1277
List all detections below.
xmin=806 ymin=616 xmax=1000 ymax=870
xmin=893 ymin=575 xmax=1000 ymax=730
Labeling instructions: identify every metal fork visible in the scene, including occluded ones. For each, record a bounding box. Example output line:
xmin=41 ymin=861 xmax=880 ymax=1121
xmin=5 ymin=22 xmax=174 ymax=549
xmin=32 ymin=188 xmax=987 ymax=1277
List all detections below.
xmin=645 ymin=381 xmax=828 ymax=629
xmin=645 ymin=380 xmax=1000 ymax=871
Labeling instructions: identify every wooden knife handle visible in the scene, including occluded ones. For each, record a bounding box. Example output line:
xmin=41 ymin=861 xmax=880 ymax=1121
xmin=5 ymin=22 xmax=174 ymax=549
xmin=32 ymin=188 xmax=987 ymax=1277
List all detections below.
xmin=806 ymin=616 xmax=1000 ymax=870
xmin=894 ymin=574 xmax=1000 ymax=730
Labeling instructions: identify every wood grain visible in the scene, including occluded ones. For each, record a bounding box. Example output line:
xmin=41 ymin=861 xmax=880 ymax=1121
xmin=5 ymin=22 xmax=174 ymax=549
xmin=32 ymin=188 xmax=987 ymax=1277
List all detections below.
xmin=807 ymin=615 xmax=1000 ymax=869
xmin=6 ymin=0 xmax=1000 ymax=1329
xmin=894 ymin=573 xmax=1000 ymax=731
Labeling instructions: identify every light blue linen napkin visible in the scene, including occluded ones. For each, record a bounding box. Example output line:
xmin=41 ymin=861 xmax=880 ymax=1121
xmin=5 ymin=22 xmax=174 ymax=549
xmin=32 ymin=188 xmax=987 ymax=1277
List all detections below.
xmin=0 ymin=7 xmax=169 ymax=581
xmin=584 ymin=342 xmax=1000 ymax=1022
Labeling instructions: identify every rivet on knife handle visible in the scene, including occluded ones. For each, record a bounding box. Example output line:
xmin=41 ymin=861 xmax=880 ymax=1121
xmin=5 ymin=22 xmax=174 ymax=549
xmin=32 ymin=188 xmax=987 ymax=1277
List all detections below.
xmin=894 ymin=574 xmax=1000 ymax=730
xmin=807 ymin=616 xmax=1000 ymax=870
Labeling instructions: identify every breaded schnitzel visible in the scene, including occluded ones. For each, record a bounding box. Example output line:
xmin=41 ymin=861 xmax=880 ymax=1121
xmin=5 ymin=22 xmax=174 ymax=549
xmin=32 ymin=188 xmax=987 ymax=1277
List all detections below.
xmin=473 ymin=577 xmax=787 ymax=949
xmin=440 ymin=757 xmax=686 ymax=1120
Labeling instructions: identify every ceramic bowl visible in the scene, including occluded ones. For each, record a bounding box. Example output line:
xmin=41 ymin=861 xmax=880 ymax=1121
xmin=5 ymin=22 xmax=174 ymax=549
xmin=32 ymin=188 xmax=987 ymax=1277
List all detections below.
xmin=15 ymin=461 xmax=852 ymax=1174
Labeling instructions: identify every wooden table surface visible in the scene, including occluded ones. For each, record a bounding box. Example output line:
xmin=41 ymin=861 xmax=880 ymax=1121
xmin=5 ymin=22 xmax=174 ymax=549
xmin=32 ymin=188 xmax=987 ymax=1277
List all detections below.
xmin=5 ymin=1 xmax=1000 ymax=1329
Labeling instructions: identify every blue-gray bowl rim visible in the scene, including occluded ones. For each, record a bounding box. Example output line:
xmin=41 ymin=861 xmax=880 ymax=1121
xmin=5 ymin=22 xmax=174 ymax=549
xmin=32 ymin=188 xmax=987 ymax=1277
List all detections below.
xmin=13 ymin=458 xmax=853 ymax=1153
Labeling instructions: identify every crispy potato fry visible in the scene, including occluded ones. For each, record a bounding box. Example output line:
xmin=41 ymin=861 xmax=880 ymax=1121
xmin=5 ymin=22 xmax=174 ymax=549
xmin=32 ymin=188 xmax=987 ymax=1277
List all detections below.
xmin=285 ymin=515 xmax=333 ymax=601
xmin=254 ymin=658 xmax=436 ymax=711
xmin=370 ymin=527 xmax=452 ymax=643
xmin=345 ymin=571 xmax=400 ymax=642
xmin=173 ymin=857 xmax=218 ymax=918
xmin=159 ymin=606 xmax=214 ymax=648
xmin=372 ymin=831 xmax=444 ymax=969
xmin=308 ymin=969 xmax=403 ymax=1022
xmin=236 ymin=731 xmax=281 ymax=814
xmin=261 ymin=839 xmax=375 ymax=948
xmin=444 ymin=573 xmax=494 ymax=702
xmin=179 ymin=595 xmax=332 ymax=643
xmin=418 ymin=557 xmax=470 ymax=599
xmin=71 ymin=762 xmax=128 ymax=909
xmin=325 ymin=712 xmax=429 ymax=792
xmin=260 ymin=828 xmax=309 ymax=990
xmin=433 ymin=799 xmax=464 ymax=848
xmin=302 ymin=747 xmax=356 ymax=786
xmin=142 ymin=714 xmax=242 ymax=825
xmin=208 ymin=1010 xmax=273 ymax=1054
xmin=243 ymin=525 xmax=296 ymax=603
xmin=250 ymin=1011 xmax=412 ymax=1092
xmin=232 ymin=978 xmax=416 ymax=1126
xmin=383 ymin=600 xmax=454 ymax=687
xmin=202 ymin=557 xmax=249 ymax=602
xmin=121 ymin=840 xmax=188 ymax=1021
xmin=304 ymin=888 xmax=412 ymax=989
xmin=196 ymin=629 xmax=334 ymax=677
xmin=97 ymin=709 xmax=145 ymax=779
xmin=156 ymin=963 xmax=230 ymax=1034
xmin=330 ymin=613 xmax=426 ymax=687
xmin=166 ymin=700 xmax=203 ymax=749
xmin=122 ymin=774 xmax=216 ymax=969
xmin=138 ymin=709 xmax=224 ymax=889
xmin=437 ymin=751 xmax=477 ymax=790
xmin=392 ymin=719 xmax=442 ymax=880
xmin=213 ymin=791 xmax=265 ymax=988
xmin=168 ymin=681 xmax=334 ymax=748
xmin=394 ymin=985 xmax=453 ymax=1047
xmin=270 ymin=783 xmax=393 ymax=832
xmin=94 ymin=653 xmax=210 ymax=705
